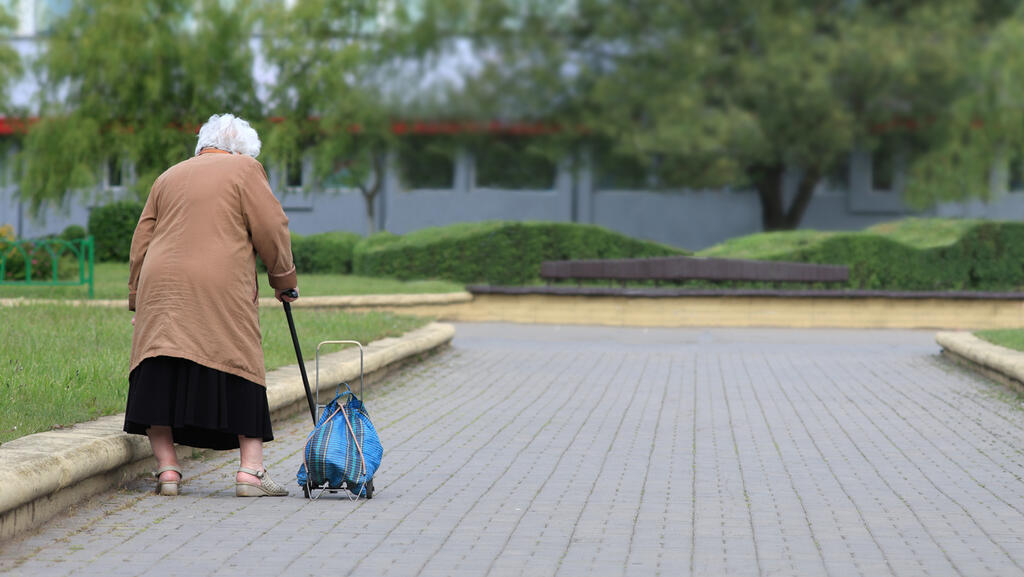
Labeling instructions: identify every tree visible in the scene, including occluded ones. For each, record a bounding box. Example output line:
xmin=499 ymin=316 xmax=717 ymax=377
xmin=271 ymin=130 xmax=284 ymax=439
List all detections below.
xmin=18 ymin=0 xmax=260 ymax=216
xmin=260 ymin=0 xmax=405 ymax=235
xmin=0 ymin=5 xmax=20 ymax=118
xmin=429 ymin=0 xmax=997 ymax=231
xmin=904 ymin=4 xmax=1024 ymax=207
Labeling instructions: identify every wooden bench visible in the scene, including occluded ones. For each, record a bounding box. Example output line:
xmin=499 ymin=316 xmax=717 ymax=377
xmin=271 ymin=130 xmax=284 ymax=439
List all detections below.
xmin=539 ymin=256 xmax=849 ymax=285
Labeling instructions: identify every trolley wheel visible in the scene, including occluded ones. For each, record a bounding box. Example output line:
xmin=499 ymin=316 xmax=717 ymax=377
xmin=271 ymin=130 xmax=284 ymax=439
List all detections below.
xmin=365 ymin=479 xmax=374 ymax=499
xmin=302 ymin=485 xmax=310 ymax=499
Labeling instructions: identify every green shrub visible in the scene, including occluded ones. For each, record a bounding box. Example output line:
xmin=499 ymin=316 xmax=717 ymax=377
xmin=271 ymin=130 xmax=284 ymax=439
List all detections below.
xmin=60 ymin=224 xmax=88 ymax=241
xmin=1 ymin=238 xmax=79 ymax=281
xmin=88 ymin=200 xmax=144 ymax=262
xmin=699 ymin=219 xmax=1024 ymax=292
xmin=291 ymin=231 xmax=362 ymax=273
xmin=353 ymin=221 xmax=688 ymax=284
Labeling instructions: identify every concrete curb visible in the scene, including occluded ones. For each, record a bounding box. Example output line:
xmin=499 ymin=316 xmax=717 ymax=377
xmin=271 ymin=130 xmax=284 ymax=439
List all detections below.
xmin=0 ymin=292 xmax=473 ymax=309
xmin=936 ymin=331 xmax=1024 ymax=394
xmin=0 ymin=322 xmax=455 ymax=541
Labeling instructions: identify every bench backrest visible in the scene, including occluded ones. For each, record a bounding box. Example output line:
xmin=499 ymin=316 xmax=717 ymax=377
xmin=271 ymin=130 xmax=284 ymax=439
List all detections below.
xmin=540 ymin=256 xmax=849 ymax=283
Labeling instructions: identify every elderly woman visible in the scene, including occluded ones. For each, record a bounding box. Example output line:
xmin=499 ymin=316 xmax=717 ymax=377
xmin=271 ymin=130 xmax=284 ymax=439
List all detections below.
xmin=124 ymin=114 xmax=297 ymax=497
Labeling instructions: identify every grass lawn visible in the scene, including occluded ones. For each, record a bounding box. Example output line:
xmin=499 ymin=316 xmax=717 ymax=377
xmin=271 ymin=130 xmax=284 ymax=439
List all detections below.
xmin=697 ymin=217 xmax=983 ymax=259
xmin=0 ymin=262 xmax=465 ymax=300
xmin=0 ymin=304 xmax=430 ymax=444
xmin=696 ymin=229 xmax=840 ymax=259
xmin=975 ymin=329 xmax=1024 ymax=352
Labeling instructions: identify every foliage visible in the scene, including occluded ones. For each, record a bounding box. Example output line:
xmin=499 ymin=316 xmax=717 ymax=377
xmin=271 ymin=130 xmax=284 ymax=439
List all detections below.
xmin=260 ymin=0 xmax=405 ymax=234
xmin=414 ymin=0 xmax=1004 ymax=230
xmin=60 ymin=224 xmax=88 ymax=242
xmin=353 ymin=221 xmax=687 ymax=284
xmin=0 ymin=304 xmax=429 ymax=443
xmin=0 ymin=237 xmax=81 ymax=282
xmin=0 ymin=225 xmax=86 ymax=283
xmin=0 ymin=4 xmax=20 ymax=112
xmin=699 ymin=218 xmax=1024 ymax=291
xmin=905 ymin=7 xmax=1024 ymax=207
xmin=291 ymin=231 xmax=363 ymax=274
xmin=87 ymin=200 xmax=143 ymax=262
xmin=18 ymin=0 xmax=261 ymax=215
xmin=862 ymin=218 xmax=982 ymax=249
xmin=698 ymin=217 xmax=983 ymax=259
xmin=697 ymin=230 xmax=843 ymax=261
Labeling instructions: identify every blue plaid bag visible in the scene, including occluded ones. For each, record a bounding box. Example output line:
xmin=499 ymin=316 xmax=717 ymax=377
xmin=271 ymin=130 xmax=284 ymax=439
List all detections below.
xmin=296 ymin=384 xmax=382 ymax=498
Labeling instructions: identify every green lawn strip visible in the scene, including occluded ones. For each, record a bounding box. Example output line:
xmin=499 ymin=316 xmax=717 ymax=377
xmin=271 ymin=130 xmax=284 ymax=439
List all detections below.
xmin=974 ymin=329 xmax=1024 ymax=352
xmin=696 ymin=229 xmax=840 ymax=259
xmin=0 ymin=262 xmax=464 ymax=300
xmin=0 ymin=304 xmax=430 ymax=444
xmin=863 ymin=217 xmax=981 ymax=249
xmin=697 ymin=217 xmax=982 ymax=259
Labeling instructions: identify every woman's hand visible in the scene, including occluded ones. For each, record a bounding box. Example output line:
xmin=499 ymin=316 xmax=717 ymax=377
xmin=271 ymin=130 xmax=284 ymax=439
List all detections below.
xmin=276 ymin=288 xmax=299 ymax=303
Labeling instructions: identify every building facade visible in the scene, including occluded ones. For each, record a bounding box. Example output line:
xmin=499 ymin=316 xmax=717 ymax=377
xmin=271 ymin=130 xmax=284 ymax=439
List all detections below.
xmin=2 ymin=0 xmax=1022 ymax=251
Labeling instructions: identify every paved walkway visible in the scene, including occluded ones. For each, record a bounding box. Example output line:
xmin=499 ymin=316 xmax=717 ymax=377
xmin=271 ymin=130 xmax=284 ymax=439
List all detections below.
xmin=3 ymin=324 xmax=1024 ymax=577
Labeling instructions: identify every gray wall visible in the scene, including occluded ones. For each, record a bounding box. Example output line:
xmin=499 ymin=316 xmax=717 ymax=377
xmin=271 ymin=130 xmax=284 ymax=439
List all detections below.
xmin=7 ymin=143 xmax=1024 ymax=251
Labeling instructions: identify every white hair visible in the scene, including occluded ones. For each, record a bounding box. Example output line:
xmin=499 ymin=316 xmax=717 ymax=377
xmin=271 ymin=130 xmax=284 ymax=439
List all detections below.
xmin=194 ymin=113 xmax=261 ymax=157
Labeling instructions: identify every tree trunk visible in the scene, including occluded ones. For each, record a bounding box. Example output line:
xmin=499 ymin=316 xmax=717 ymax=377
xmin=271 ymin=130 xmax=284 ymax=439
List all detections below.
xmin=363 ymin=189 xmax=376 ymax=235
xmin=360 ymin=150 xmax=387 ymax=236
xmin=749 ymin=163 xmax=821 ymax=231
xmin=751 ymin=164 xmax=787 ymax=231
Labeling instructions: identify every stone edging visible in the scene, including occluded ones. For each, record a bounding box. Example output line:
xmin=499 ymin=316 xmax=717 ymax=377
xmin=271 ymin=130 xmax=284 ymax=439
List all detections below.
xmin=0 ymin=322 xmax=455 ymax=541
xmin=468 ymin=285 xmax=1024 ymax=300
xmin=936 ymin=331 xmax=1024 ymax=395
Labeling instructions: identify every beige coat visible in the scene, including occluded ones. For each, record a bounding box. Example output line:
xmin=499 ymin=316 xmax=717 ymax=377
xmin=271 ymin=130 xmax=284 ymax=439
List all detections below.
xmin=128 ymin=150 xmax=297 ymax=386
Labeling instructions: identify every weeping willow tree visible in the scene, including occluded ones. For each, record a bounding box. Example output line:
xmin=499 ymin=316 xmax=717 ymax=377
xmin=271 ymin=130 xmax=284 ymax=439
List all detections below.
xmin=0 ymin=4 xmax=22 ymax=158
xmin=905 ymin=4 xmax=1024 ymax=207
xmin=18 ymin=0 xmax=261 ymax=216
xmin=260 ymin=0 xmax=411 ymax=235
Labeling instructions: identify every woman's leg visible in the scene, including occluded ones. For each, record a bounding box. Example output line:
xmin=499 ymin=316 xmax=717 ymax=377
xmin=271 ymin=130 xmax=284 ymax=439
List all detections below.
xmin=236 ymin=435 xmax=288 ymax=496
xmin=237 ymin=435 xmax=263 ymax=484
xmin=147 ymin=426 xmax=181 ymax=482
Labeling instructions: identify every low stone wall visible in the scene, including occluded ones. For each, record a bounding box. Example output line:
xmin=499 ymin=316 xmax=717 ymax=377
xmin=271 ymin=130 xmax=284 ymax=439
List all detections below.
xmin=451 ymin=289 xmax=1024 ymax=330
xmin=936 ymin=331 xmax=1024 ymax=395
xmin=0 ymin=323 xmax=455 ymax=541
xmin=5 ymin=288 xmax=1024 ymax=329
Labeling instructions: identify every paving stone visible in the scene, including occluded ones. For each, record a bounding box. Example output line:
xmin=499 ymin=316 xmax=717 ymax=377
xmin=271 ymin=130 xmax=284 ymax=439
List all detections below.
xmin=3 ymin=324 xmax=1024 ymax=576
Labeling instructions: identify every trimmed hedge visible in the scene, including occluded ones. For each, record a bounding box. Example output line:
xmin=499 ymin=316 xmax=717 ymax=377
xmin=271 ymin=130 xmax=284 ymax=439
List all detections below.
xmin=713 ymin=220 xmax=1024 ymax=291
xmin=352 ymin=221 xmax=688 ymax=284
xmin=86 ymin=198 xmax=362 ymax=274
xmin=87 ymin=201 xmax=144 ymax=262
xmin=291 ymin=231 xmax=362 ymax=274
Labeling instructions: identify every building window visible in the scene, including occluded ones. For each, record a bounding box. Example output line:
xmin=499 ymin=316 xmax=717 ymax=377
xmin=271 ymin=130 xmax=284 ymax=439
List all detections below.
xmin=473 ymin=136 xmax=556 ymax=190
xmin=106 ymin=158 xmax=123 ymax=189
xmin=871 ymin=140 xmax=899 ymax=192
xmin=398 ymin=135 xmax=455 ymax=189
xmin=1009 ymin=154 xmax=1024 ymax=192
xmin=593 ymin=147 xmax=648 ymax=190
xmin=285 ymin=158 xmax=303 ymax=189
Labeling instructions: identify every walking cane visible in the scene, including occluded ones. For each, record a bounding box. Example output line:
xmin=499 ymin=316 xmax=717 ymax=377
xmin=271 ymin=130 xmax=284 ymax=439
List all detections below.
xmin=281 ymin=289 xmax=318 ymax=425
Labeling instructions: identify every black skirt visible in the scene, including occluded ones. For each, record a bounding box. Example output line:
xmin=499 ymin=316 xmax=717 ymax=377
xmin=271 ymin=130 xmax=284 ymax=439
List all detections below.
xmin=124 ymin=356 xmax=274 ymax=450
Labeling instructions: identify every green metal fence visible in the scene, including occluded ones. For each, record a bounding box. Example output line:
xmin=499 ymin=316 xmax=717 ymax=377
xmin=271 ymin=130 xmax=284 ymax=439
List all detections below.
xmin=0 ymin=236 xmax=95 ymax=298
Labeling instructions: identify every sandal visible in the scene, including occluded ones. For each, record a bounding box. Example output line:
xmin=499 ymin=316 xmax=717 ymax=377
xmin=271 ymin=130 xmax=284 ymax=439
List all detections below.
xmin=154 ymin=466 xmax=182 ymax=496
xmin=236 ymin=466 xmax=289 ymax=497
